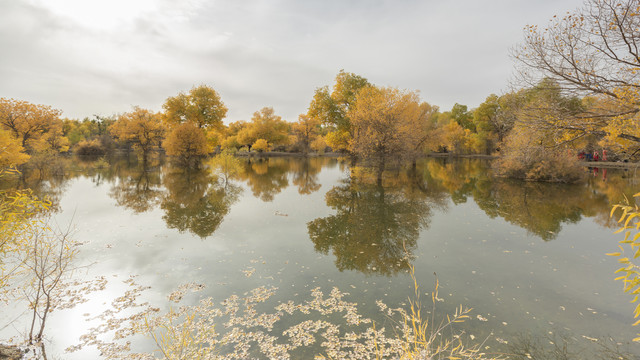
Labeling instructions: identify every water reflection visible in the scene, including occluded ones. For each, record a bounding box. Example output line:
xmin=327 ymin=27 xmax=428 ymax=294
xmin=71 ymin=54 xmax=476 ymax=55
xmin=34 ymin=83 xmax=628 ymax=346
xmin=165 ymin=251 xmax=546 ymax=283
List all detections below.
xmin=421 ymin=159 xmax=637 ymax=240
xmin=307 ymin=167 xmax=445 ymax=275
xmin=290 ymin=157 xmax=324 ymax=195
xmin=2 ymin=155 xmax=638 ymax=243
xmin=109 ymin=164 xmax=162 ymax=213
xmin=474 ymin=181 xmax=602 ymax=240
xmin=506 ymin=329 xmax=636 ymax=360
xmin=161 ymin=167 xmax=242 ymax=238
xmin=236 ymin=158 xmax=290 ymax=202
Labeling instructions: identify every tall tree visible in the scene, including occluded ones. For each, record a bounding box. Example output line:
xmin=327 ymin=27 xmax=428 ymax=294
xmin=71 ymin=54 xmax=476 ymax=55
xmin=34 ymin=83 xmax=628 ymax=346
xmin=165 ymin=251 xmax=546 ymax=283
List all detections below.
xmin=291 ymin=114 xmax=321 ymax=154
xmin=450 ymin=103 xmax=474 ymax=131
xmin=163 ymin=85 xmax=228 ymax=129
xmin=236 ymin=107 xmax=290 ymax=149
xmin=349 ymin=86 xmax=432 ymax=181
xmin=0 ymin=98 xmax=62 ymax=151
xmin=307 ymin=70 xmax=370 ymax=153
xmin=513 ymin=0 xmax=640 ymax=149
xmin=0 ymin=128 xmax=30 ymax=172
xmin=163 ymin=122 xmax=209 ymax=167
xmin=110 ymin=107 xmax=166 ymax=165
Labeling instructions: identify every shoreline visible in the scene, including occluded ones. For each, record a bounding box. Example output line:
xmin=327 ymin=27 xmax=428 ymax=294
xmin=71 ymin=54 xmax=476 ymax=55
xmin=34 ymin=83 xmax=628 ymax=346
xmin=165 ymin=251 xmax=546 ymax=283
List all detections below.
xmin=577 ymin=161 xmax=640 ymax=169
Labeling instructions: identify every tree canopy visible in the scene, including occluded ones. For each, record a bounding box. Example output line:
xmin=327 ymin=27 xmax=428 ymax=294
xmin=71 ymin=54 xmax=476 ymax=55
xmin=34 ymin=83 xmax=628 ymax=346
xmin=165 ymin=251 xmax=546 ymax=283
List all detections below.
xmin=110 ymin=107 xmax=165 ymax=164
xmin=0 ymin=98 xmax=63 ymax=152
xmin=163 ymin=85 xmax=228 ymax=129
xmin=513 ymin=0 xmax=640 ymax=148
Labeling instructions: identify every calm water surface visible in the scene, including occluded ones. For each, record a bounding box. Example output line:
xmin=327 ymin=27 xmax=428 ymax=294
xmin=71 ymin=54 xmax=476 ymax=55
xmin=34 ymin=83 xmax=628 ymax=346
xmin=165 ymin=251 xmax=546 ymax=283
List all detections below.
xmin=2 ymin=156 xmax=639 ymax=358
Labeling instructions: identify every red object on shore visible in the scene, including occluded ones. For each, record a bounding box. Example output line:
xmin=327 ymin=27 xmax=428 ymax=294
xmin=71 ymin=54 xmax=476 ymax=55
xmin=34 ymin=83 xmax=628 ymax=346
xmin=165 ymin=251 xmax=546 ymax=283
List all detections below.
xmin=603 ymin=149 xmax=607 ymax=161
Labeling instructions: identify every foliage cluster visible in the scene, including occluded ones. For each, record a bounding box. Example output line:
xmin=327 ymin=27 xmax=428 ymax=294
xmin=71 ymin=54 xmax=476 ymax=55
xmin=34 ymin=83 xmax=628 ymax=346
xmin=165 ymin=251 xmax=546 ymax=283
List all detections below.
xmin=493 ymin=126 xmax=585 ymax=183
xmin=610 ymin=192 xmax=640 ymax=341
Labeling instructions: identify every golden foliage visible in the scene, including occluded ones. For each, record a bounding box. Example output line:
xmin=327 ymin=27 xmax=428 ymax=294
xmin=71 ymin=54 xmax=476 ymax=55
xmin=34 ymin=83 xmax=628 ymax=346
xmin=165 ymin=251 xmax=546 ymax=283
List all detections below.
xmin=163 ymin=85 xmax=228 ymax=129
xmin=310 ymin=136 xmax=327 ymax=154
xmin=348 ymin=86 xmax=434 ymax=175
xmin=308 ymin=70 xmax=370 ymax=133
xmin=236 ymin=107 xmax=290 ymax=148
xmin=74 ymin=139 xmax=106 ymax=156
xmin=292 ymin=114 xmax=321 ymax=153
xmin=513 ymin=0 xmax=640 ymax=152
xmin=324 ymin=130 xmax=351 ymax=152
xmin=494 ymin=125 xmax=585 ymax=182
xmin=609 ymin=193 xmax=640 ymax=341
xmin=252 ymin=138 xmax=270 ymax=152
xmin=0 ymin=98 xmax=65 ymax=153
xmin=164 ymin=122 xmax=209 ymax=167
xmin=0 ymin=128 xmax=29 ymax=172
xmin=110 ymin=107 xmax=165 ymax=162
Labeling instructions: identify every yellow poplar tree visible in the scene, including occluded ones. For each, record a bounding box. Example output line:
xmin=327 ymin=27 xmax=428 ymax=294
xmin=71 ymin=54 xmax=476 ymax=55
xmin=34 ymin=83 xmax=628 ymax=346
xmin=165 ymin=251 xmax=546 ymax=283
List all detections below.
xmin=0 ymin=128 xmax=30 ymax=173
xmin=163 ymin=122 xmax=209 ymax=167
xmin=349 ymin=86 xmax=432 ymax=181
xmin=111 ymin=107 xmax=166 ymax=164
xmin=513 ymin=0 xmax=640 ymax=153
xmin=0 ymin=98 xmax=63 ymax=151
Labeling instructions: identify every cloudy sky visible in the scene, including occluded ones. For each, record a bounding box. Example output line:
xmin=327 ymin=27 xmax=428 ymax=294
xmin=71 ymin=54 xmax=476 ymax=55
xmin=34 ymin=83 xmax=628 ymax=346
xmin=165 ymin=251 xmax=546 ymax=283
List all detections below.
xmin=1 ymin=0 xmax=585 ymax=123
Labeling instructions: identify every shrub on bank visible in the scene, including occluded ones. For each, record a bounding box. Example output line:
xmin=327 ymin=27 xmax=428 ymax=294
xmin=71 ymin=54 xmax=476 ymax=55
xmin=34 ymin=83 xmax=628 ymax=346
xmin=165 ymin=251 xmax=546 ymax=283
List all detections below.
xmin=495 ymin=150 xmax=585 ymax=183
xmin=74 ymin=139 xmax=106 ymax=156
xmin=494 ymin=127 xmax=585 ymax=183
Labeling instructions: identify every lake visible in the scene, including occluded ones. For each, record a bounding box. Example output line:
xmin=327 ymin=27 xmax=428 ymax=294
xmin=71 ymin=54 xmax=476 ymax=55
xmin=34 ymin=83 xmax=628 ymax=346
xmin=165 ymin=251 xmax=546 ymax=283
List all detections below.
xmin=1 ymin=155 xmax=639 ymax=359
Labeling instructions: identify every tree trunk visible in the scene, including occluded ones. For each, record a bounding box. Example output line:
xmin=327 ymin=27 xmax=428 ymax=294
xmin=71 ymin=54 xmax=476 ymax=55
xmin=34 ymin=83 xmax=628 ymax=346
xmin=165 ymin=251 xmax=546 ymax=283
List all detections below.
xmin=377 ymin=155 xmax=385 ymax=186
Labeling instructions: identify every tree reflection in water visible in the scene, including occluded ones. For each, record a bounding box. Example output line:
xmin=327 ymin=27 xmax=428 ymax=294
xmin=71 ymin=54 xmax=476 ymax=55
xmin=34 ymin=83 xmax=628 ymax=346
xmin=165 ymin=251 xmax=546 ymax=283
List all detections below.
xmin=307 ymin=166 xmax=446 ymax=275
xmin=236 ymin=158 xmax=290 ymax=202
xmin=3 ymin=155 xmax=637 ymax=243
xmin=422 ymin=158 xmax=636 ymax=240
xmin=109 ymin=163 xmax=162 ymax=213
xmin=290 ymin=157 xmax=324 ymax=195
xmin=161 ymin=166 xmax=242 ymax=238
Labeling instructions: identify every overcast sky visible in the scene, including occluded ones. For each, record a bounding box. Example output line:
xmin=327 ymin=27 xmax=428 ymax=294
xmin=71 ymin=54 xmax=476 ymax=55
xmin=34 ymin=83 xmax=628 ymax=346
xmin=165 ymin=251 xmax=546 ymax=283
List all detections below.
xmin=1 ymin=0 xmax=585 ymax=123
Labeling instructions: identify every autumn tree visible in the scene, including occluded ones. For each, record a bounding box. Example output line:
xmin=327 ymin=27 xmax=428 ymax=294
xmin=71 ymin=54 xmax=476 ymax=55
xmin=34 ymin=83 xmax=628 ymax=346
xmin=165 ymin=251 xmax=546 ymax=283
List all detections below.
xmin=0 ymin=98 xmax=63 ymax=152
xmin=349 ymin=86 xmax=433 ymax=182
xmin=513 ymin=0 xmax=640 ymax=154
xmin=163 ymin=85 xmax=228 ymax=129
xmin=494 ymin=123 xmax=585 ymax=182
xmin=0 ymin=128 xmax=30 ymax=173
xmin=208 ymin=150 xmax=243 ymax=187
xmin=163 ymin=122 xmax=209 ymax=167
xmin=291 ymin=114 xmax=321 ymax=154
xmin=252 ymin=138 xmax=269 ymax=153
xmin=218 ymin=121 xmax=246 ymax=150
xmin=110 ymin=107 xmax=165 ymax=165
xmin=482 ymin=91 xmax=525 ymax=143
xmin=307 ymin=70 xmax=370 ymax=153
xmin=236 ymin=107 xmax=290 ymax=150
xmin=162 ymin=85 xmax=227 ymax=166
xmin=310 ymin=136 xmax=327 ymax=154
xmin=40 ymin=121 xmax=70 ymax=153
xmin=63 ymin=116 xmax=115 ymax=146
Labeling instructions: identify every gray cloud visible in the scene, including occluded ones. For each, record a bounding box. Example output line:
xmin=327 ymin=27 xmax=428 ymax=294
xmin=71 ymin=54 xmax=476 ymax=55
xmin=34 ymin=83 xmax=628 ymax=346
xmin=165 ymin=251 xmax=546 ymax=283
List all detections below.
xmin=1 ymin=0 xmax=584 ymax=122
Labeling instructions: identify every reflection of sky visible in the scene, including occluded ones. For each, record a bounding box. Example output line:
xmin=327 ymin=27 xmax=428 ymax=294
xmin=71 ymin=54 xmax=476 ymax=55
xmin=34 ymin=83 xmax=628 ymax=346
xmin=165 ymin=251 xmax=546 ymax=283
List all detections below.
xmin=1 ymin=159 xmax=638 ymax=358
